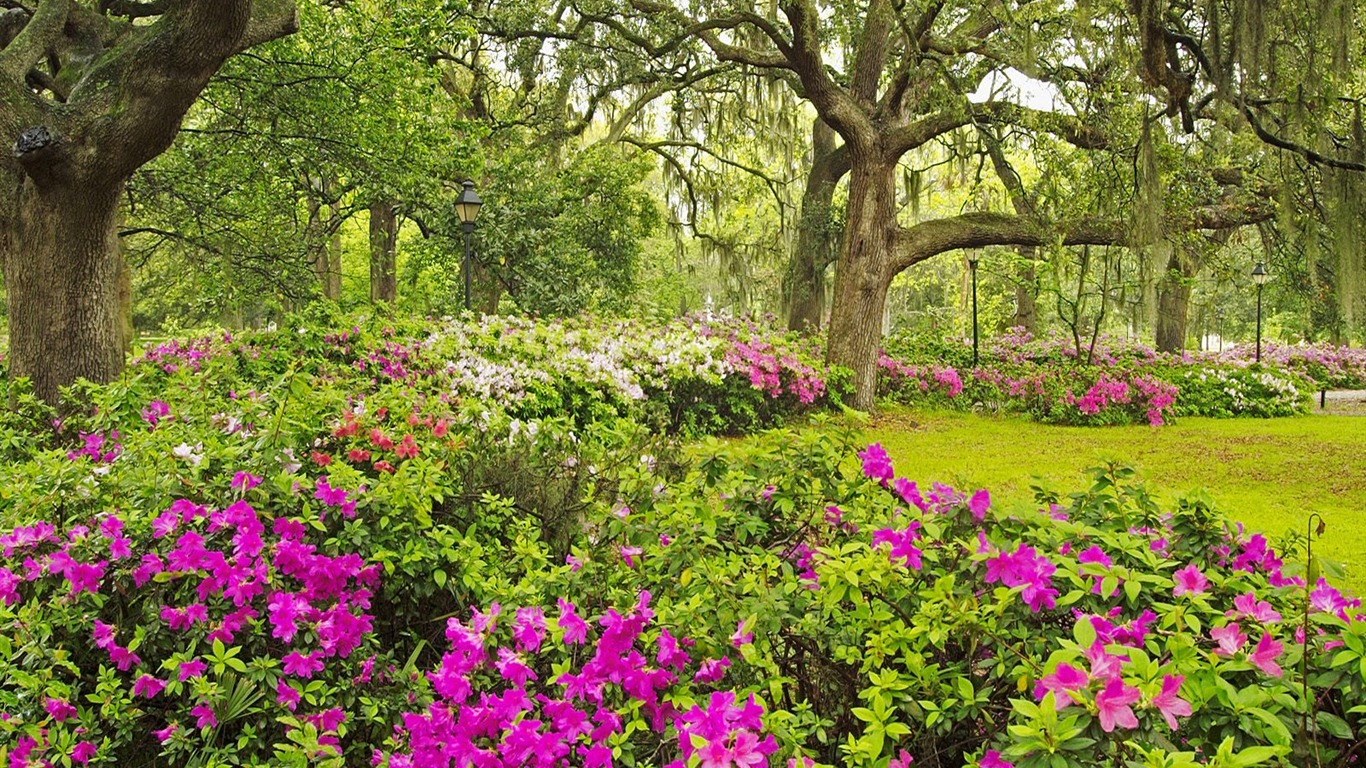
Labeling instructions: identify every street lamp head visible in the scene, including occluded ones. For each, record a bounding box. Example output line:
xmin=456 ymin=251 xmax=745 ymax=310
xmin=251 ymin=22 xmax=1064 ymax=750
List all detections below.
xmin=966 ymin=250 xmax=980 ymax=268
xmin=454 ymin=180 xmax=482 ymax=230
xmin=1251 ymin=261 xmax=1269 ymax=286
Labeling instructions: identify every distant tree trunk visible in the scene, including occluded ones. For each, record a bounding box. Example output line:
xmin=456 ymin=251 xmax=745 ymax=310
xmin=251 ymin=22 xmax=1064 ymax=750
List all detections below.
xmin=827 ymin=153 xmax=897 ymax=411
xmin=1155 ymin=248 xmax=1199 ymax=352
xmin=306 ymin=193 xmax=343 ymax=300
xmin=981 ymin=132 xmax=1040 ymax=335
xmin=1013 ymin=255 xmax=1039 ymax=333
xmin=327 ymin=202 xmax=343 ymax=300
xmin=475 ymin=258 xmax=501 ymax=315
xmin=784 ymin=119 xmax=845 ymax=331
xmin=368 ymin=201 xmax=398 ymax=304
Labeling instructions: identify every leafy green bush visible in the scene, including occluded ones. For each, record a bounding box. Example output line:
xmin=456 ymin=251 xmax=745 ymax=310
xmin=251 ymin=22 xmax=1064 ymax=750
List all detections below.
xmin=0 ymin=313 xmax=1353 ymax=768
xmin=878 ymin=329 xmax=1315 ymax=424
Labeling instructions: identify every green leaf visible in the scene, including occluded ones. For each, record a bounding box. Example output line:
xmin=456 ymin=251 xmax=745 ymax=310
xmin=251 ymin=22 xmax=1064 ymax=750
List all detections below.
xmin=1073 ymin=617 xmax=1096 ymax=649
xmin=1317 ymin=711 xmax=1354 ymax=740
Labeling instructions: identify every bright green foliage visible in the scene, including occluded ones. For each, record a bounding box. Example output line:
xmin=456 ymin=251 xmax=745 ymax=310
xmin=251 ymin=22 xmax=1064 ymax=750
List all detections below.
xmin=0 ymin=312 xmax=1361 ymax=767
xmin=866 ymin=409 xmax=1366 ymax=590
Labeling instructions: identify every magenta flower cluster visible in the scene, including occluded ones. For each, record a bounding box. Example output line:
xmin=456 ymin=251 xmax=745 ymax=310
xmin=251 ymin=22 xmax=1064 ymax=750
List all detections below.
xmin=376 ymin=592 xmax=775 ymax=768
xmin=725 ymin=337 xmax=827 ymax=405
xmin=0 ymin=475 xmax=377 ymax=765
xmin=1063 ymin=373 xmax=1177 ymax=426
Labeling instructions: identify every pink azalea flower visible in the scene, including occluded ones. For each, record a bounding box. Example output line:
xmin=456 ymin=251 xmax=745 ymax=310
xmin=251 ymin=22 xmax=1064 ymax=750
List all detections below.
xmin=1033 ymin=662 xmax=1089 ymax=709
xmin=857 ymin=443 xmax=894 ymax=483
xmin=1230 ymin=592 xmax=1282 ymax=623
xmin=697 ymin=737 xmax=730 ymax=768
xmin=281 ymin=650 xmax=325 ymax=678
xmin=191 ymin=702 xmax=217 ymax=729
xmin=44 ymin=697 xmax=77 ymax=722
xmin=1310 ymin=578 xmax=1358 ymax=617
xmin=1084 ymin=641 xmax=1125 ymax=681
xmin=889 ymin=751 xmax=913 ymax=768
xmin=1172 ymin=565 xmax=1208 ymax=596
xmin=276 ymin=679 xmax=301 ymax=711
xmin=657 ymin=628 xmax=691 ymax=670
xmin=1211 ymin=623 xmax=1248 ymax=656
xmin=730 ymin=620 xmax=753 ymax=648
xmin=967 ymin=489 xmax=991 ymax=520
xmin=1078 ymin=545 xmax=1112 ymax=569
xmin=1094 ymin=677 xmax=1141 ymax=732
xmin=132 ymin=674 xmax=166 ymax=698
xmin=92 ymin=620 xmax=116 ymax=649
xmin=557 ymin=598 xmax=588 ymax=645
xmin=1150 ymin=674 xmax=1192 ymax=729
xmin=980 ymin=752 xmax=1013 ymax=768
xmin=179 ymin=659 xmax=207 ymax=681
xmin=872 ymin=524 xmax=924 ymax=570
xmin=512 ymin=607 xmax=546 ymax=653
xmin=728 ymin=730 xmax=770 ymax=768
xmin=108 ymin=644 xmax=141 ymax=671
xmin=71 ymin=741 xmax=97 ymax=764
xmin=694 ymin=657 xmax=731 ymax=683
xmin=153 ymin=723 xmax=179 ymax=743
xmin=619 ymin=545 xmax=643 ymax=568
xmin=892 ymin=477 xmax=925 ymax=510
xmin=1249 ymin=632 xmax=1284 ymax=677
xmin=394 ymin=434 xmax=420 ymax=459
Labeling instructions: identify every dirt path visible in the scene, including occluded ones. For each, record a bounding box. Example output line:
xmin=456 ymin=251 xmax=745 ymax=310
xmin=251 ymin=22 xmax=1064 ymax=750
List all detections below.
xmin=1317 ymin=390 xmax=1366 ymax=416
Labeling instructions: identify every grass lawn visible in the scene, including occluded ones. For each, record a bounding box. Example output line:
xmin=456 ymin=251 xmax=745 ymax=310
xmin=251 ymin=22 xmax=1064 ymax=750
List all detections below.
xmin=865 ymin=408 xmax=1366 ymax=591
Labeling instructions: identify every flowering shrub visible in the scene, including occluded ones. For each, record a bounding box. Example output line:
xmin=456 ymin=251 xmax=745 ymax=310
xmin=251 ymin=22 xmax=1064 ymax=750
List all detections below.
xmin=1212 ymin=342 xmax=1366 ymax=390
xmin=879 ymin=329 xmax=1315 ymax=425
xmin=0 ymin=310 xmax=1356 ymax=768
xmin=594 ymin=426 xmax=1361 ymax=767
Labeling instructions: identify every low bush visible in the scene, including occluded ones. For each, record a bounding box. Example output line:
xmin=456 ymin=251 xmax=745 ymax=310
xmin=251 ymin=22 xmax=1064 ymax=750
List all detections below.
xmin=879 ymin=329 xmax=1316 ymax=424
xmin=0 ymin=314 xmax=1356 ymax=768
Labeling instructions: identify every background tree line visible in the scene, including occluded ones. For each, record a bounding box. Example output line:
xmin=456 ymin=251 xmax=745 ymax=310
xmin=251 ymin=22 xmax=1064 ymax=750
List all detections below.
xmin=0 ymin=0 xmax=1363 ymax=406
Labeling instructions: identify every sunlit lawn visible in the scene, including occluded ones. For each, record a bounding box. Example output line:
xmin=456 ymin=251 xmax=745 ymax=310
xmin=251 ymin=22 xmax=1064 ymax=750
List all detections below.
xmin=865 ymin=408 xmax=1366 ymax=591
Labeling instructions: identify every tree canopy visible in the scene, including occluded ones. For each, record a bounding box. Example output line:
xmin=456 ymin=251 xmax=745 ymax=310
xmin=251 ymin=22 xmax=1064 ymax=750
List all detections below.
xmin=0 ymin=0 xmax=1363 ymax=405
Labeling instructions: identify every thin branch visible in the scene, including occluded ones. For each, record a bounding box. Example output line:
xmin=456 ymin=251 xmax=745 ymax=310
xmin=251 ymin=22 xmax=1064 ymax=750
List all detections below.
xmin=1241 ymin=102 xmax=1366 ymax=172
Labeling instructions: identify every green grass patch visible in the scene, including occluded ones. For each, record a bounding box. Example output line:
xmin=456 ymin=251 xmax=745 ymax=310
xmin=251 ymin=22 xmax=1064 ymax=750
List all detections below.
xmin=866 ymin=408 xmax=1366 ymax=591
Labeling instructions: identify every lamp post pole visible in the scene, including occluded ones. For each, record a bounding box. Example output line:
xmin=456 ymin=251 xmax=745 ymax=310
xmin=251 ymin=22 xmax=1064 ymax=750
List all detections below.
xmin=1252 ymin=261 xmax=1268 ymax=363
xmin=453 ymin=181 xmax=483 ymax=313
xmin=1255 ymin=280 xmax=1262 ymax=363
xmin=462 ymin=221 xmax=473 ymax=311
xmin=968 ymin=251 xmax=980 ymax=367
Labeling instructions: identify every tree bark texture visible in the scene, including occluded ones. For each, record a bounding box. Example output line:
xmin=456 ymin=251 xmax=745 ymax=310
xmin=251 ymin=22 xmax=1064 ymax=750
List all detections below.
xmin=3 ymin=179 xmax=125 ymax=404
xmin=369 ymin=200 xmax=398 ymax=304
xmin=1013 ymin=256 xmax=1039 ymax=333
xmin=826 ymin=153 xmax=897 ymax=411
xmin=0 ymin=0 xmax=299 ymax=404
xmin=1155 ymin=248 xmax=1199 ymax=352
xmin=784 ymin=119 xmax=845 ymax=332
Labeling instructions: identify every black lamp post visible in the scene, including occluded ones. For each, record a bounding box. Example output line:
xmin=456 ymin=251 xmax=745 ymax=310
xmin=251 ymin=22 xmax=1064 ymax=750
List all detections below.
xmin=454 ymin=181 xmax=483 ymax=311
xmin=1251 ymin=261 xmax=1268 ymax=363
xmin=967 ymin=250 xmax=980 ymax=367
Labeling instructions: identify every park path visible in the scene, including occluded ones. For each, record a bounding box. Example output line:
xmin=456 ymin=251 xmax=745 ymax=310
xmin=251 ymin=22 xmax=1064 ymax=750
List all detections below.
xmin=1320 ymin=390 xmax=1366 ymax=416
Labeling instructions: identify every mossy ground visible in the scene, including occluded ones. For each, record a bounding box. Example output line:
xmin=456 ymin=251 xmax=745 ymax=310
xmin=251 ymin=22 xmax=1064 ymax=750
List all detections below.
xmin=862 ymin=408 xmax=1366 ymax=591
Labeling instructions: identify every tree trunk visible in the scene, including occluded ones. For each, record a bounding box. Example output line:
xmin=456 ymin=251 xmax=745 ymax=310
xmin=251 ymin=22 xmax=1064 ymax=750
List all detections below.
xmin=1013 ymin=253 xmax=1039 ymax=332
xmin=327 ymin=202 xmax=343 ymax=300
xmin=116 ymin=251 xmax=134 ymax=354
xmin=784 ymin=119 xmax=844 ymax=331
xmin=1155 ymin=248 xmax=1198 ymax=352
xmin=3 ymin=179 xmax=125 ymax=404
xmin=369 ymin=200 xmax=397 ymax=304
xmin=826 ymin=153 xmax=897 ymax=410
